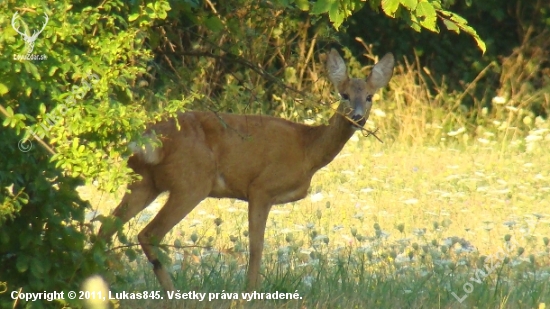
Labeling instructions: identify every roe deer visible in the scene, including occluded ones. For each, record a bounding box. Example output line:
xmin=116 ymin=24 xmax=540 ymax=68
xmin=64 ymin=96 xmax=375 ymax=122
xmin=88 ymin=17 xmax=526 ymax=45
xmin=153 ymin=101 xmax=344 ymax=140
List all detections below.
xmin=98 ymin=49 xmax=394 ymax=292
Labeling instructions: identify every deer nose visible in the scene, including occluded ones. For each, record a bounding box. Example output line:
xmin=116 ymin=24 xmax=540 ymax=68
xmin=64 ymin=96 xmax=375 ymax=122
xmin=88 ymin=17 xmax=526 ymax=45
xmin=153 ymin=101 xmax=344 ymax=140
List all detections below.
xmin=351 ymin=114 xmax=366 ymax=128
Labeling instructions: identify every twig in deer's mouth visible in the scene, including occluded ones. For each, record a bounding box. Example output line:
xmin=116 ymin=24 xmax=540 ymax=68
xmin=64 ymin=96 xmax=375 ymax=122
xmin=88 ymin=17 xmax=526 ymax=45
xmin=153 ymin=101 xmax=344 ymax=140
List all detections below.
xmin=361 ymin=127 xmax=384 ymax=143
xmin=346 ymin=116 xmax=383 ymax=143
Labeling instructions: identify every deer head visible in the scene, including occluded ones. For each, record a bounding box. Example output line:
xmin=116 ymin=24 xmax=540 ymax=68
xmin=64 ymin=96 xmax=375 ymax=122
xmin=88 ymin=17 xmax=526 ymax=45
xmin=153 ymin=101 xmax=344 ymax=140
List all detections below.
xmin=326 ymin=49 xmax=394 ymax=128
xmin=11 ymin=12 xmax=49 ymax=54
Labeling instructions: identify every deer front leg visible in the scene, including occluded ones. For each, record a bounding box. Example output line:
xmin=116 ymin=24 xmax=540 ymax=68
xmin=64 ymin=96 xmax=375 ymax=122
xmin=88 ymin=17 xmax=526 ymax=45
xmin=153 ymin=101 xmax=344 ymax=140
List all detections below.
xmin=98 ymin=159 xmax=160 ymax=241
xmin=138 ymin=189 xmax=209 ymax=293
xmin=97 ymin=182 xmax=160 ymax=241
xmin=246 ymin=194 xmax=273 ymax=291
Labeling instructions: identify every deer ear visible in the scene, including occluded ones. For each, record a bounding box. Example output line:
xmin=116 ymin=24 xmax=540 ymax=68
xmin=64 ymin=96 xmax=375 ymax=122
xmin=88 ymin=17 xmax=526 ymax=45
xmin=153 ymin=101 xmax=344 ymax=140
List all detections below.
xmin=367 ymin=53 xmax=394 ymax=90
xmin=326 ymin=49 xmax=349 ymax=88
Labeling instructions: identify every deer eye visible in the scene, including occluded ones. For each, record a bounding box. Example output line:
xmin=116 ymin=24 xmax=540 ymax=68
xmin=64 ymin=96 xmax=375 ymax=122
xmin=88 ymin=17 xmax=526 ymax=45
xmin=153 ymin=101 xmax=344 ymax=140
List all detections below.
xmin=366 ymin=95 xmax=373 ymax=102
xmin=340 ymin=93 xmax=350 ymax=100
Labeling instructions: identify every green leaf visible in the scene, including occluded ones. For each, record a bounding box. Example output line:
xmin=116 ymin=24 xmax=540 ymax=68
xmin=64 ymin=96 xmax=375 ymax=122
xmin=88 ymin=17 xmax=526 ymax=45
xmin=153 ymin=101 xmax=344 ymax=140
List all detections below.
xmin=382 ymin=0 xmax=400 ymax=16
xmin=311 ymin=0 xmax=332 ymax=15
xmin=295 ymin=0 xmax=310 ymax=11
xmin=128 ymin=12 xmax=140 ymax=22
xmin=416 ymin=1 xmax=436 ymax=18
xmin=0 ymin=83 xmax=8 ymax=95
xmin=204 ymin=16 xmax=224 ymax=32
xmin=441 ymin=10 xmax=486 ymax=53
xmin=474 ymin=36 xmax=486 ymax=54
xmin=145 ymin=2 xmax=156 ymax=18
xmin=328 ymin=2 xmax=345 ymax=29
xmin=158 ymin=10 xmax=167 ymax=19
xmin=48 ymin=66 xmax=58 ymax=76
xmin=23 ymin=61 xmax=41 ymax=80
xmin=400 ymin=0 xmax=417 ymax=10
xmin=443 ymin=19 xmax=459 ymax=32
xmin=125 ymin=248 xmax=137 ymax=262
xmin=39 ymin=103 xmax=46 ymax=114
xmin=420 ymin=16 xmax=438 ymax=32
xmin=154 ymin=0 xmax=171 ymax=19
xmin=449 ymin=12 xmax=467 ymax=24
xmin=414 ymin=1 xmax=437 ymax=32
xmin=117 ymin=232 xmax=128 ymax=244
xmin=4 ymin=106 xmax=14 ymax=117
xmin=16 ymin=255 xmax=29 ymax=273
xmin=30 ymin=258 xmax=45 ymax=276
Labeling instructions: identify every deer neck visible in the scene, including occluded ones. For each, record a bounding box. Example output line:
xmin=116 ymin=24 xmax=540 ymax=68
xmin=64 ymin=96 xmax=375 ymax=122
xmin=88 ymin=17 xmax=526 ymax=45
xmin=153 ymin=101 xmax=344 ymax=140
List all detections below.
xmin=305 ymin=104 xmax=356 ymax=172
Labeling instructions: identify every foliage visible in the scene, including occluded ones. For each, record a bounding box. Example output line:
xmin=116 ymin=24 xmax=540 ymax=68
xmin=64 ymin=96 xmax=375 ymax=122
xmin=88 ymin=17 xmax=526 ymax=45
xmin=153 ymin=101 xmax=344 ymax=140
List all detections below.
xmin=0 ymin=128 xmax=102 ymax=309
xmin=344 ymin=0 xmax=549 ymax=115
xmin=0 ymin=0 xmax=182 ymax=307
xmin=308 ymin=0 xmax=485 ymax=52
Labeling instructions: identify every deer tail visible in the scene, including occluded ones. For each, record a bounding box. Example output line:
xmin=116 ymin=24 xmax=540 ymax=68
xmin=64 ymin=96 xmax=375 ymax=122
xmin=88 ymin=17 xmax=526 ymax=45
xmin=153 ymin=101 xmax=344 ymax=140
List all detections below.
xmin=128 ymin=133 xmax=163 ymax=165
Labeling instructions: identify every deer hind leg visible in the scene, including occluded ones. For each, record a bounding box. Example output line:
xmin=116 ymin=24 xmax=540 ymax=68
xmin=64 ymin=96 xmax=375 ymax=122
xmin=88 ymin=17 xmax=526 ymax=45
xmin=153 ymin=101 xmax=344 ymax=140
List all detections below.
xmin=138 ymin=186 xmax=211 ymax=292
xmin=246 ymin=193 xmax=273 ymax=291
xmin=98 ymin=165 xmax=160 ymax=240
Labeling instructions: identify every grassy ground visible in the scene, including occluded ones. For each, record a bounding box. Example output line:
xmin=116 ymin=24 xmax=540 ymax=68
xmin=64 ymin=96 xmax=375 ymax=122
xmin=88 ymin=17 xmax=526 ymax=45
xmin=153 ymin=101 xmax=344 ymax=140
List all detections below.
xmin=81 ymin=124 xmax=550 ymax=309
